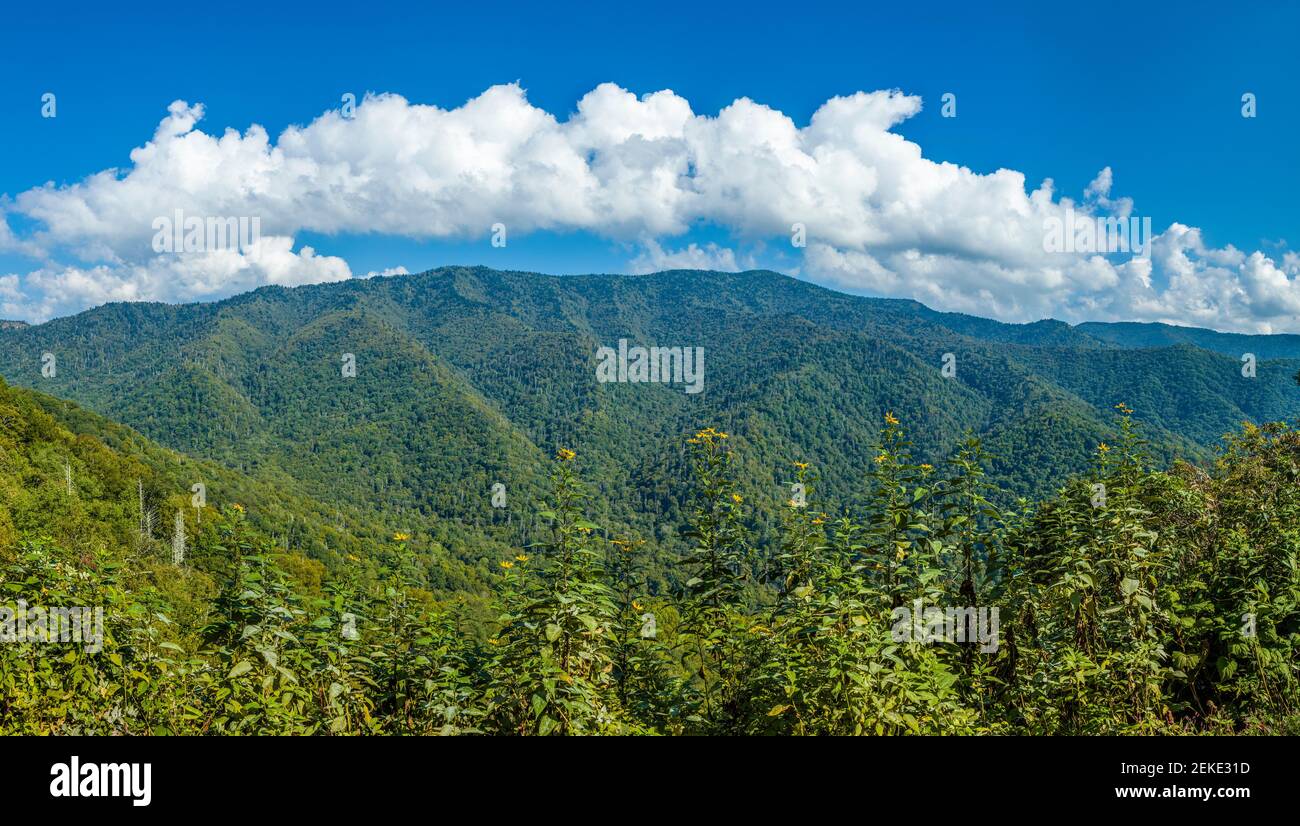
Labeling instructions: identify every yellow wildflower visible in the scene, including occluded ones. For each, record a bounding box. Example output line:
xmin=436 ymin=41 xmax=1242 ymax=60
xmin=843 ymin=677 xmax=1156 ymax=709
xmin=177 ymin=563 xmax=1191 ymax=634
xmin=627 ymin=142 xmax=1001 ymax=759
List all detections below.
xmin=632 ymin=600 xmax=643 ymax=612
xmin=884 ymin=412 xmax=899 ymax=426
xmin=732 ymin=493 xmax=743 ymax=504
xmin=515 ymin=554 xmax=529 ymax=562
xmin=557 ymin=448 xmax=576 ymax=461
xmin=231 ymin=503 xmax=244 ymax=513
xmin=499 ymin=560 xmax=514 ymax=569
xmin=690 ymin=427 xmax=728 ymax=444
xmin=393 ymin=532 xmax=410 ymax=542
xmin=875 ymin=453 xmax=888 ymax=464
xmin=919 ymin=463 xmax=933 ymax=472
xmin=1098 ymin=443 xmax=1111 ymax=453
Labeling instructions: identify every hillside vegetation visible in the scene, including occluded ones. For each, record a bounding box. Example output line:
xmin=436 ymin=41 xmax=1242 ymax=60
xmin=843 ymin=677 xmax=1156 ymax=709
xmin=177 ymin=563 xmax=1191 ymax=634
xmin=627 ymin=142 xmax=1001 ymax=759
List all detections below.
xmin=4 ymin=267 xmax=1297 ymax=592
xmin=1 ymin=374 xmax=1296 ymax=734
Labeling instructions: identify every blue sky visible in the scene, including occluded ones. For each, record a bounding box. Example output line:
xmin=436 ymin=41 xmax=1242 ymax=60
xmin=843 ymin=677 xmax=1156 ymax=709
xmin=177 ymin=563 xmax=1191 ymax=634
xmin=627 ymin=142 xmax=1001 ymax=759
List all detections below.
xmin=2 ymin=0 xmax=1297 ymax=331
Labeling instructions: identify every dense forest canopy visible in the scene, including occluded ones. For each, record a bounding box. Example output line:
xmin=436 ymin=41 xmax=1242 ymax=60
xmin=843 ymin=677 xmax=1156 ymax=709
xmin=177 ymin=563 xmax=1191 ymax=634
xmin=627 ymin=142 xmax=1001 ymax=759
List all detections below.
xmin=1 ymin=269 xmax=1297 ymax=734
xmin=3 ymin=267 xmax=1298 ymax=590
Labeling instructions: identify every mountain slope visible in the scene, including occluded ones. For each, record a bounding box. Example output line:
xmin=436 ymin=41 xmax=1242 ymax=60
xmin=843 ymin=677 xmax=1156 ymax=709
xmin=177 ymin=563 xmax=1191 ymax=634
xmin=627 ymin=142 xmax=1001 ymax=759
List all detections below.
xmin=1078 ymin=320 xmax=1300 ymax=360
xmin=3 ymin=266 xmax=1299 ymax=581
xmin=0 ymin=376 xmax=503 ymax=592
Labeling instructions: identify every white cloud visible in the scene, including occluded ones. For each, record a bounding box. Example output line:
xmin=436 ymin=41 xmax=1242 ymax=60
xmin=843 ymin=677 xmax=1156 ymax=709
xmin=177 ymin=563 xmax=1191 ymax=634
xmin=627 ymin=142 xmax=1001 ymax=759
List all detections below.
xmin=9 ymin=241 xmax=350 ymax=320
xmin=629 ymin=240 xmax=740 ymax=274
xmin=1082 ymin=166 xmax=1133 ymax=218
xmin=1 ymin=82 xmax=1296 ymax=331
xmin=362 ymin=266 xmax=410 ymax=279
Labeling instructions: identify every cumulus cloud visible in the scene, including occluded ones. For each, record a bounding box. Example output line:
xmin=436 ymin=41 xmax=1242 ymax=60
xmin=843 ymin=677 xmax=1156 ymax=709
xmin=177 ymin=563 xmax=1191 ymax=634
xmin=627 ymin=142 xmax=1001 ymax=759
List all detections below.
xmin=629 ymin=240 xmax=741 ymax=274
xmin=1 ymin=82 xmax=1296 ymax=331
xmin=362 ymin=266 xmax=410 ymax=279
xmin=4 ymin=241 xmax=350 ymax=320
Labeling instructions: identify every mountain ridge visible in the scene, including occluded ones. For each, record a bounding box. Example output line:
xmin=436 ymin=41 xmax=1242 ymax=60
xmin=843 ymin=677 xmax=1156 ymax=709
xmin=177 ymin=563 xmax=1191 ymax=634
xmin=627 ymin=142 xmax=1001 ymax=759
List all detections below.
xmin=3 ymin=265 xmax=1298 ymax=586
xmin=18 ymin=265 xmax=1300 ymax=354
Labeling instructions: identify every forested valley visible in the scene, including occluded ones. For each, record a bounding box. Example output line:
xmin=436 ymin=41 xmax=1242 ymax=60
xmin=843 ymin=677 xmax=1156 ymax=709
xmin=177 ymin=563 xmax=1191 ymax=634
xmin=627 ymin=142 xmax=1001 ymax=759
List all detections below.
xmin=2 ymin=268 xmax=1298 ymax=734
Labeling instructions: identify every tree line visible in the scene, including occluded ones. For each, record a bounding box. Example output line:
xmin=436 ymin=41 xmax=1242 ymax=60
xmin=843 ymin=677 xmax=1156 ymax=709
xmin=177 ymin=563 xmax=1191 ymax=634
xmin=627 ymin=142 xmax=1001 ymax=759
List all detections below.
xmin=1 ymin=407 xmax=1296 ymax=735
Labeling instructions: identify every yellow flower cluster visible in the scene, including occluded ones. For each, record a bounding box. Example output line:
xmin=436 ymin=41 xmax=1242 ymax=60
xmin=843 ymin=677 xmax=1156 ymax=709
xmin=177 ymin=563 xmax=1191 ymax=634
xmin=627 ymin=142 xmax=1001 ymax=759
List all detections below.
xmin=556 ymin=448 xmax=576 ymax=461
xmin=687 ymin=427 xmax=729 ymax=445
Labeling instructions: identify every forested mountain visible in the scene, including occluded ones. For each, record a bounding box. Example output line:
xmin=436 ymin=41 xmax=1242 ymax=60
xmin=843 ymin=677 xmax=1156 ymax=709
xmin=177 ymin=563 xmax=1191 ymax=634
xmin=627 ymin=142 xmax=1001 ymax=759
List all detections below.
xmin=1 ymin=266 xmax=1298 ymax=588
xmin=3 ymin=373 xmax=1298 ymax=734
xmin=1079 ymin=320 xmax=1300 ymax=360
xmin=0 ymin=376 xmax=498 ymax=590
xmin=2 ymin=268 xmax=1299 ymax=735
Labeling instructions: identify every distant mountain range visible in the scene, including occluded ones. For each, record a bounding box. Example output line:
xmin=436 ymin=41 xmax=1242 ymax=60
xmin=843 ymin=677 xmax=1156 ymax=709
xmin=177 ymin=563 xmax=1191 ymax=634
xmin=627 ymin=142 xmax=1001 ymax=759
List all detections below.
xmin=3 ymin=266 xmax=1298 ymax=585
